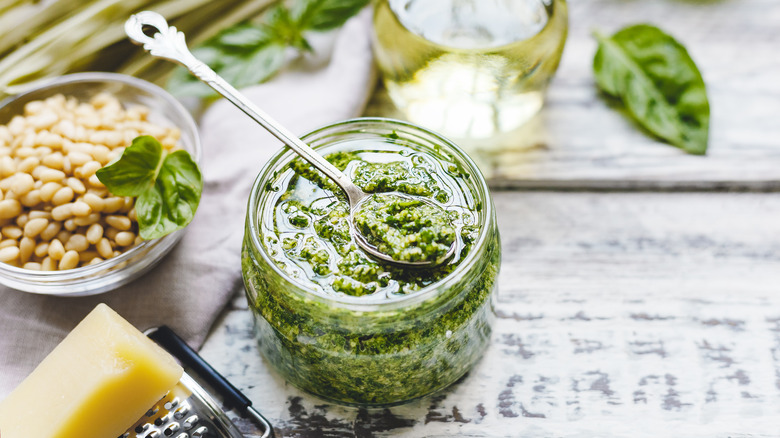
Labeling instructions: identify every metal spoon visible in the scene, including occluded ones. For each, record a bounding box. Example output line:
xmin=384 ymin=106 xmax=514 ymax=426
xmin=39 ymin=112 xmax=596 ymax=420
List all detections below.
xmin=124 ymin=11 xmax=455 ymax=268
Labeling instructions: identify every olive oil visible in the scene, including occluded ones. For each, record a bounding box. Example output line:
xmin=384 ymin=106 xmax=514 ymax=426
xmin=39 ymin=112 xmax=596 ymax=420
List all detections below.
xmin=372 ymin=0 xmax=568 ymax=139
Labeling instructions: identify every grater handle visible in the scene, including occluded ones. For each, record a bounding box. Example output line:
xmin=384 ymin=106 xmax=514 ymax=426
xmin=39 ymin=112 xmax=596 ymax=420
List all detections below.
xmin=146 ymin=326 xmax=275 ymax=438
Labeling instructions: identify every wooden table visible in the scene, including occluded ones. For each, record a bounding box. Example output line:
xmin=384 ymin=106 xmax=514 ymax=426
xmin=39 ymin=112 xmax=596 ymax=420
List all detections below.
xmin=200 ymin=1 xmax=780 ymax=436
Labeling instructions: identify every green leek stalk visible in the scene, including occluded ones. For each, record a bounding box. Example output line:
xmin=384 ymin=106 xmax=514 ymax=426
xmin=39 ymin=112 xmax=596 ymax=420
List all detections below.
xmin=0 ymin=0 xmax=274 ymax=97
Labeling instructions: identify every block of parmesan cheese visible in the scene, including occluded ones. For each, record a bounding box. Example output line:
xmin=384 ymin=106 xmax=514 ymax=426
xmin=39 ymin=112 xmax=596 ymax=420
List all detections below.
xmin=0 ymin=303 xmax=183 ymax=438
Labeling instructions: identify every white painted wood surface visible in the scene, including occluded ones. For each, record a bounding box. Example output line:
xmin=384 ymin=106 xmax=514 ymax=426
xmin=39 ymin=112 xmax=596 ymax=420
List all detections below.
xmin=199 ymin=0 xmax=780 ymax=436
xmin=201 ymin=192 xmax=780 ymax=437
xmin=365 ymin=0 xmax=780 ymax=189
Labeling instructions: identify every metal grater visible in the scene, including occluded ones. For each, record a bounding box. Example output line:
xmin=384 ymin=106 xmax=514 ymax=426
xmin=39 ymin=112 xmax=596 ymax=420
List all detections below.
xmin=119 ymin=326 xmax=274 ymax=438
xmin=121 ymin=372 xmax=244 ymax=438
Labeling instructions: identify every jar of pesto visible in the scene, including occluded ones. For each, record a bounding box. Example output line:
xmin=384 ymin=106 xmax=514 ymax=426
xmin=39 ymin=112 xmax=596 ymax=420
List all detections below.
xmin=241 ymin=118 xmax=500 ymax=406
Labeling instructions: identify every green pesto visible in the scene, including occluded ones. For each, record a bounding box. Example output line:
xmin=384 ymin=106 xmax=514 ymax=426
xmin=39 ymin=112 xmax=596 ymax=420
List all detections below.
xmin=241 ymin=238 xmax=498 ymax=406
xmin=353 ymin=193 xmax=455 ymax=263
xmin=271 ymin=149 xmax=478 ymax=297
xmin=242 ymin=135 xmax=500 ymax=406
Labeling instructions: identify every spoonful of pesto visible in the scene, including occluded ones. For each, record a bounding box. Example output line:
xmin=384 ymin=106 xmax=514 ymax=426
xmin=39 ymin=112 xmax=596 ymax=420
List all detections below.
xmin=125 ymin=11 xmax=456 ymax=268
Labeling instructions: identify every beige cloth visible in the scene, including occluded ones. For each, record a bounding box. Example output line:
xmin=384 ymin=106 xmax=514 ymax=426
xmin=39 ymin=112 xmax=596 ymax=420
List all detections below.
xmin=0 ymin=11 xmax=375 ymax=398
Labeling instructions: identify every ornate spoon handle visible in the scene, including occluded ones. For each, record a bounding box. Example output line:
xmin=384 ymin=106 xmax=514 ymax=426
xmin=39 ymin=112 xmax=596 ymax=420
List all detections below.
xmin=124 ymin=11 xmax=366 ymax=206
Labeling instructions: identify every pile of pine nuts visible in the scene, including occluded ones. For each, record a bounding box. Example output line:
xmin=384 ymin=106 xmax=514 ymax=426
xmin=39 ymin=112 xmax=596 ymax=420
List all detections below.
xmin=0 ymin=93 xmax=180 ymax=270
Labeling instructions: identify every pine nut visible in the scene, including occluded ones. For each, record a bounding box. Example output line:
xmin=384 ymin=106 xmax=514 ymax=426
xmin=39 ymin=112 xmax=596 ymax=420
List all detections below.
xmin=23 ymin=217 xmax=48 ymax=238
xmin=115 ymin=231 xmax=135 ymax=247
xmin=86 ymin=223 xmax=103 ymax=244
xmin=39 ymin=182 xmax=61 ymax=202
xmin=17 ymin=157 xmax=40 ymax=174
xmin=67 ymin=151 xmax=91 ymax=166
xmin=41 ymin=256 xmax=56 ymax=271
xmin=0 ymin=156 xmax=15 ymax=176
xmin=73 ymin=213 xmax=100 ymax=226
xmin=39 ymin=168 xmax=66 ymax=183
xmin=55 ymin=230 xmax=71 ymax=243
xmin=23 ymin=262 xmax=41 ymax=270
xmin=0 ymin=199 xmax=21 ymax=219
xmin=0 ymin=176 xmax=14 ymax=192
xmin=10 ymin=173 xmax=34 ymax=196
xmin=71 ymin=201 xmax=91 ymax=217
xmin=103 ymin=197 xmax=124 ymax=213
xmin=51 ymin=203 xmax=72 ymax=221
xmin=38 ymin=132 xmax=63 ymax=149
xmin=34 ymin=242 xmax=49 ymax=258
xmin=15 ymin=213 xmax=28 ymax=228
xmin=34 ymin=147 xmax=52 ymax=159
xmin=48 ymin=239 xmax=65 ymax=260
xmin=82 ymin=193 xmax=104 ymax=212
xmin=96 ymin=237 xmax=113 ymax=259
xmin=28 ymin=210 xmax=51 ymax=220
xmin=105 ymin=215 xmax=131 ymax=231
xmin=92 ymin=145 xmax=110 ymax=164
xmin=15 ymin=147 xmax=36 ymax=158
xmin=58 ymin=250 xmax=79 ymax=270
xmin=19 ymin=189 xmax=41 ymax=207
xmin=39 ymin=221 xmax=61 ymax=241
xmin=65 ymin=234 xmax=88 ymax=252
xmin=51 ymin=186 xmax=74 ymax=205
xmin=87 ymin=174 xmax=103 ymax=187
xmin=73 ymin=213 xmax=101 ymax=227
xmin=1 ymin=225 xmax=21 ymax=239
xmin=78 ymin=161 xmax=101 ymax=178
xmin=63 ymin=218 xmax=76 ymax=231
xmin=0 ymin=246 xmax=20 ymax=262
xmin=19 ymin=236 xmax=34 ymax=263
xmin=42 ymin=153 xmax=64 ymax=170
xmin=66 ymin=177 xmax=86 ymax=194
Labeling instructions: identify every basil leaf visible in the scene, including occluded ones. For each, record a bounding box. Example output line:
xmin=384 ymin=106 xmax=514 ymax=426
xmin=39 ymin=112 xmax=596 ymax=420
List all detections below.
xmin=136 ymin=150 xmax=203 ymax=240
xmin=167 ymin=21 xmax=289 ymax=97
xmin=218 ymin=22 xmax=276 ymax=49
xmin=218 ymin=43 xmax=286 ymax=89
xmin=95 ymin=135 xmax=161 ymax=196
xmin=593 ymin=24 xmax=710 ymax=155
xmin=293 ymin=0 xmax=370 ymax=31
xmin=97 ymin=136 xmax=203 ymax=240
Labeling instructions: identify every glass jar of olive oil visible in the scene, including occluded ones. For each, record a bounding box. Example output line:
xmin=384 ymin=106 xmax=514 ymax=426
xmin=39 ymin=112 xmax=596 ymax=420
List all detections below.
xmin=372 ymin=0 xmax=568 ymax=140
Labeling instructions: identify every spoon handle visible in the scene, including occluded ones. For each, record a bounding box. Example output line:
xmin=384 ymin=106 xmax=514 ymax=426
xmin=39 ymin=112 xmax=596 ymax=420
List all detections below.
xmin=125 ymin=11 xmax=366 ymax=205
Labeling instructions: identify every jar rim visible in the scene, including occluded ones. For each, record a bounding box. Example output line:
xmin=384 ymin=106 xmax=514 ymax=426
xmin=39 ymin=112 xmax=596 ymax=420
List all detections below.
xmin=246 ymin=117 xmax=494 ymax=311
xmin=381 ymin=0 xmax=567 ymax=53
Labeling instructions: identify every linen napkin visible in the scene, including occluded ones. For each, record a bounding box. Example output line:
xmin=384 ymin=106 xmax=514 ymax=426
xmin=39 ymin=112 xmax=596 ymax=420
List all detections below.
xmin=0 ymin=10 xmax=376 ymax=399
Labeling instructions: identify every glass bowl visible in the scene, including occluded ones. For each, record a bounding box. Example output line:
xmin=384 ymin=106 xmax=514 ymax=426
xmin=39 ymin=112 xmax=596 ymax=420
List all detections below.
xmin=242 ymin=118 xmax=500 ymax=406
xmin=0 ymin=72 xmax=201 ymax=296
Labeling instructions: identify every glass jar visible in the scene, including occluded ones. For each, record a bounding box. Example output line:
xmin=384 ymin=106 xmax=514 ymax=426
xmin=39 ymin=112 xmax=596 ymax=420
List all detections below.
xmin=241 ymin=118 xmax=500 ymax=406
xmin=372 ymin=0 xmax=569 ymax=140
xmin=0 ymin=72 xmax=201 ymax=296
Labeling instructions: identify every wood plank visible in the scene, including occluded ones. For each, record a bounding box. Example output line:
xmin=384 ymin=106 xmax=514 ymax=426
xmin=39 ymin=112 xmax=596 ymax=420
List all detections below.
xmin=200 ymin=192 xmax=780 ymax=437
xmin=364 ymin=0 xmax=780 ymax=189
